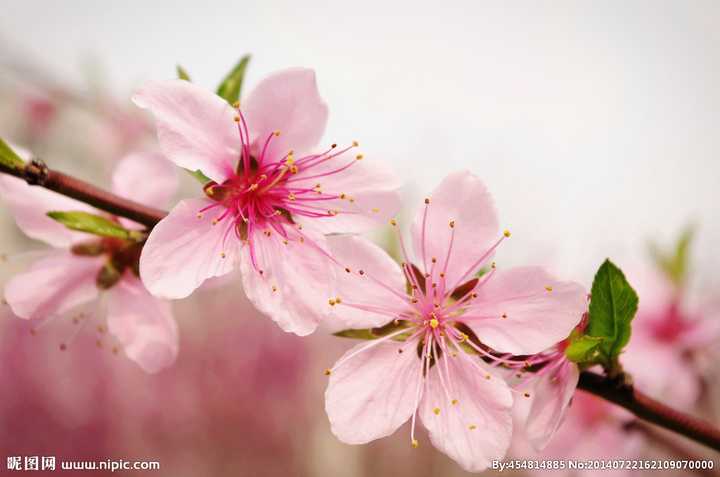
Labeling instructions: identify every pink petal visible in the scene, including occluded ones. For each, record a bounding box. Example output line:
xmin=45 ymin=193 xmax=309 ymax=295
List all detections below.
xmin=139 ymin=198 xmax=240 ymax=299
xmin=4 ymin=251 xmax=102 ymax=320
xmin=524 ymin=359 xmax=580 ymax=450
xmin=111 ymin=152 xmax=177 ymax=208
xmin=294 ymin=159 xmax=402 ymax=234
xmin=106 ymin=276 xmax=179 ymax=373
xmin=410 ymin=171 xmax=499 ymax=288
xmin=0 ymin=175 xmax=95 ymax=247
xmin=420 ymin=354 xmax=513 ymax=472
xmin=132 ymin=80 xmax=239 ymax=183
xmin=465 ymin=267 xmax=586 ymax=354
xmin=325 ymin=339 xmax=423 ymax=444
xmin=324 ymin=235 xmax=407 ymax=331
xmin=243 ymin=68 xmax=328 ymax=159
xmin=239 ymin=228 xmax=334 ymax=336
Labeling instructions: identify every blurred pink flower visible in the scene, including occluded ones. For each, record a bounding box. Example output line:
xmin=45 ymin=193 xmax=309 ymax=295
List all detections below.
xmin=0 ymin=152 xmax=179 ymax=373
xmin=133 ymin=68 xmax=401 ymax=335
xmin=323 ymin=171 xmax=586 ymax=472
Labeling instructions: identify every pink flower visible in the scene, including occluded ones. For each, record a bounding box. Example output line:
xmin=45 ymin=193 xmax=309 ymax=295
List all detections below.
xmin=132 ymin=68 xmax=401 ymax=335
xmin=0 ymin=151 xmax=179 ymax=373
xmin=323 ymin=171 xmax=587 ymax=472
xmin=510 ymin=341 xmax=580 ymax=451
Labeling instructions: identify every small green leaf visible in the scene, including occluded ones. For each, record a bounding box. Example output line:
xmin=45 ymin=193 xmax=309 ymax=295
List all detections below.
xmin=649 ymin=227 xmax=694 ymax=287
xmin=333 ymin=328 xmax=378 ymax=340
xmin=185 ymin=168 xmax=212 ymax=184
xmin=0 ymin=137 xmax=25 ymax=170
xmin=334 ymin=320 xmax=413 ymax=341
xmin=586 ymin=259 xmax=639 ymax=366
xmin=47 ymin=211 xmax=141 ymax=240
xmin=565 ymin=335 xmax=604 ymax=363
xmin=216 ymin=55 xmax=251 ymax=104
xmin=176 ymin=65 xmax=192 ymax=81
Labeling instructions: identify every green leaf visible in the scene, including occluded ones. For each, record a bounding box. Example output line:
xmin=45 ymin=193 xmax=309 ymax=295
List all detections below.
xmin=649 ymin=227 xmax=694 ymax=286
xmin=333 ymin=320 xmax=413 ymax=341
xmin=333 ymin=328 xmax=378 ymax=340
xmin=216 ymin=55 xmax=251 ymax=104
xmin=586 ymin=259 xmax=639 ymax=365
xmin=185 ymin=168 xmax=212 ymax=184
xmin=176 ymin=65 xmax=192 ymax=81
xmin=565 ymin=335 xmax=604 ymax=363
xmin=0 ymin=137 xmax=25 ymax=170
xmin=47 ymin=211 xmax=143 ymax=240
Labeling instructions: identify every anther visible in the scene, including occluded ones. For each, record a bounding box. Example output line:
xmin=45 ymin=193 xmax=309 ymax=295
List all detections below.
xmin=424 ymin=198 xmax=430 ymax=205
xmin=431 ymin=257 xmax=437 ymax=263
xmin=274 ymin=130 xmax=281 ymax=136
xmin=371 ymin=208 xmax=380 ymax=213
xmin=468 ymin=424 xmax=477 ymax=430
xmin=501 ymin=313 xmax=507 ymax=319
xmin=545 ymin=286 xmax=553 ymax=292
xmin=449 ymin=220 xmax=455 ymax=228
xmin=523 ymin=392 xmax=531 ymax=398
xmin=491 ymin=261 xmax=496 ymax=269
xmin=485 ymin=374 xmax=491 ymax=380
xmin=451 ymin=399 xmax=459 ymax=405
xmin=59 ymin=343 xmax=67 ymax=351
xmin=220 ymin=252 xmax=226 ymax=258
xmin=411 ymin=439 xmax=419 ymax=449
xmin=389 ymin=218 xmax=397 ymax=226
xmin=358 ymin=270 xmax=365 ymax=275
xmin=429 ymin=318 xmax=439 ymax=329
xmin=324 ymin=368 xmax=332 ymax=376
xmin=503 ymin=229 xmax=511 ymax=238
xmin=352 ymin=140 xmax=359 ymax=147
xmin=345 ymin=267 xmax=351 ymax=273
xmin=233 ymin=116 xmax=240 ymax=122
xmin=355 ymin=154 xmax=363 ymax=160
xmin=331 ymin=143 xmax=337 ymax=148
xmin=433 ymin=407 xmax=441 ymax=415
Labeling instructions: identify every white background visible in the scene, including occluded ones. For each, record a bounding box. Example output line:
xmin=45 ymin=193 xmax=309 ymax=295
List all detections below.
xmin=2 ymin=0 xmax=719 ymax=286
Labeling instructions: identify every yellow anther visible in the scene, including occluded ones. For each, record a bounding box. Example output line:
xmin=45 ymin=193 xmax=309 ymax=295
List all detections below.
xmin=524 ymin=392 xmax=531 ymax=398
xmin=285 ymin=156 xmax=295 ymax=166
xmin=355 ymin=154 xmax=364 ymax=160
xmin=485 ymin=374 xmax=491 ymax=380
xmin=424 ymin=198 xmax=430 ymax=205
xmin=503 ymin=229 xmax=511 ymax=238
xmin=491 ymin=261 xmax=496 ymax=269
xmin=449 ymin=220 xmax=455 ymax=228
xmin=429 ymin=318 xmax=439 ymax=329
xmin=271 ymin=285 xmax=278 ymax=293
xmin=324 ymin=368 xmax=332 ymax=376
xmin=328 ymin=298 xmax=336 ymax=306
xmin=451 ymin=399 xmax=459 ymax=405
xmin=545 ymin=286 xmax=553 ymax=292
xmin=220 ymin=252 xmax=226 ymax=258
xmin=339 ymin=193 xmax=346 ymax=199
xmin=371 ymin=208 xmax=380 ymax=213
xmin=352 ymin=140 xmax=359 ymax=147
xmin=468 ymin=424 xmax=477 ymax=431
xmin=288 ymin=193 xmax=296 ymax=201
xmin=389 ymin=218 xmax=397 ymax=226
xmin=431 ymin=257 xmax=437 ymax=263
xmin=274 ymin=130 xmax=281 ymax=137
xmin=196 ymin=213 xmax=203 ymax=219
xmin=433 ymin=407 xmax=441 ymax=415
xmin=411 ymin=439 xmax=419 ymax=449
xmin=233 ymin=116 xmax=240 ymax=122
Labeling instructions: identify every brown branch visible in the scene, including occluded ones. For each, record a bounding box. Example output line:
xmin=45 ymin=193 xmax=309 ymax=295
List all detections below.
xmin=578 ymin=371 xmax=720 ymax=452
xmin=0 ymin=159 xmax=167 ymax=228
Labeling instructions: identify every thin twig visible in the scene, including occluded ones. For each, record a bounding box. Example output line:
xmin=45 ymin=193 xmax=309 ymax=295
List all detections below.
xmin=578 ymin=371 xmax=720 ymax=452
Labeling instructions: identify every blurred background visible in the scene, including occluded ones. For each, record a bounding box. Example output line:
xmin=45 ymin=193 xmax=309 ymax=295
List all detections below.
xmin=0 ymin=1 xmax=718 ymax=475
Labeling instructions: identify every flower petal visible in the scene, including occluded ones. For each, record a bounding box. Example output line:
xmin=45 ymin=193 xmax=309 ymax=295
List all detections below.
xmin=106 ymin=277 xmax=179 ymax=373
xmin=239 ymin=228 xmax=334 ymax=336
xmin=139 ymin=198 xmax=240 ymax=299
xmin=524 ymin=359 xmax=580 ymax=450
xmin=293 ymin=158 xmax=402 ymax=234
xmin=111 ymin=152 xmax=177 ymax=207
xmin=324 ymin=235 xmax=407 ymax=331
xmin=0 ymin=175 xmax=95 ymax=247
xmin=243 ymin=68 xmax=328 ymax=160
xmin=132 ymin=80 xmax=239 ymax=183
xmin=420 ymin=354 xmax=513 ymax=473
xmin=410 ymin=171 xmax=499 ymax=288
xmin=465 ymin=267 xmax=586 ymax=355
xmin=4 ymin=251 xmax=102 ymax=320
xmin=325 ymin=339 xmax=423 ymax=444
